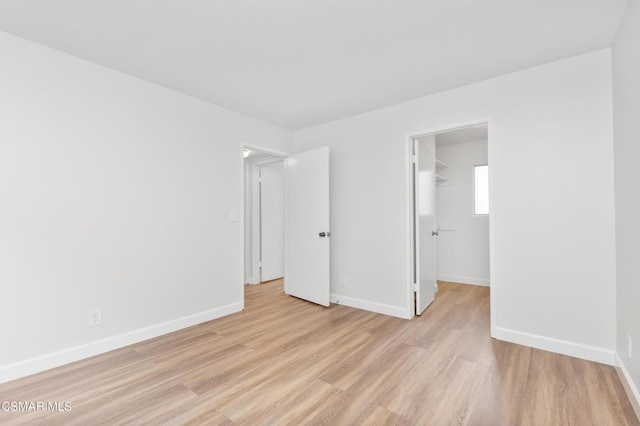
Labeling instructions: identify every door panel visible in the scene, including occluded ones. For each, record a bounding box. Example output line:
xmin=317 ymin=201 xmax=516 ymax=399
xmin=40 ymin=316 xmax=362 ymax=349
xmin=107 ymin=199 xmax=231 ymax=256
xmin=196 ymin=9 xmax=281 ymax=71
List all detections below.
xmin=260 ymin=162 xmax=284 ymax=282
xmin=415 ymin=136 xmax=437 ymax=315
xmin=285 ymin=147 xmax=330 ymax=307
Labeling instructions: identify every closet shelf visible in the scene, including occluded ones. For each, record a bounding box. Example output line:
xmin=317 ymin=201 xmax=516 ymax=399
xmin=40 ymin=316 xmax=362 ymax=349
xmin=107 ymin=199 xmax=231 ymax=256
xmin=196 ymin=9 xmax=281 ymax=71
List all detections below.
xmin=436 ymin=174 xmax=447 ymax=183
xmin=435 ymin=159 xmax=449 ymax=169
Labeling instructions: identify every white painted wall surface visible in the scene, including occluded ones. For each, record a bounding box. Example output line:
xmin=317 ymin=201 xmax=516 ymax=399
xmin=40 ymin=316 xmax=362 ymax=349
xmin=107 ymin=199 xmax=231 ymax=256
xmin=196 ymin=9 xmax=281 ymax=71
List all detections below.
xmin=259 ymin=161 xmax=285 ymax=281
xmin=0 ymin=31 xmax=291 ymax=382
xmin=294 ymin=49 xmax=616 ymax=363
xmin=436 ymin=139 xmax=489 ymax=286
xmin=612 ymin=0 xmax=640 ymax=406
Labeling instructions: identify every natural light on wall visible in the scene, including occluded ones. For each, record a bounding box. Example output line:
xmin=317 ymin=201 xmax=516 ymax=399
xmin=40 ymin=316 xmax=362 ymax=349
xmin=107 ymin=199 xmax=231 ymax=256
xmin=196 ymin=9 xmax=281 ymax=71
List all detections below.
xmin=474 ymin=165 xmax=489 ymax=215
xmin=418 ymin=170 xmax=434 ymax=216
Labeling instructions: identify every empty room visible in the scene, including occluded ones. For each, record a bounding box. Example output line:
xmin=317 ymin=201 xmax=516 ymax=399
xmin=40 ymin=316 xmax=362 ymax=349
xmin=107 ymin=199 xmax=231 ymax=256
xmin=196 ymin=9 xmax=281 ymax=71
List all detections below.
xmin=1 ymin=0 xmax=639 ymax=424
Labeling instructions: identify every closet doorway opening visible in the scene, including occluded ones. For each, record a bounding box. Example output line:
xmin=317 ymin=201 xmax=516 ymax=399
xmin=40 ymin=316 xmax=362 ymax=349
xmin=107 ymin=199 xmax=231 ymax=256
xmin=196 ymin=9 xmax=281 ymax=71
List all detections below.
xmin=409 ymin=123 xmax=492 ymax=325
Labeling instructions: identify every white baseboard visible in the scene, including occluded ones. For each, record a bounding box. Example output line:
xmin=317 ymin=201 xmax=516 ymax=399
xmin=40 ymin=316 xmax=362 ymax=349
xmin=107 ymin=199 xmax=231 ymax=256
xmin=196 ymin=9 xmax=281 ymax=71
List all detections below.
xmin=494 ymin=326 xmax=616 ymax=365
xmin=437 ymin=274 xmax=489 ymax=287
xmin=0 ymin=302 xmax=243 ymax=385
xmin=330 ymin=294 xmax=411 ymax=319
xmin=615 ymin=354 xmax=640 ymax=420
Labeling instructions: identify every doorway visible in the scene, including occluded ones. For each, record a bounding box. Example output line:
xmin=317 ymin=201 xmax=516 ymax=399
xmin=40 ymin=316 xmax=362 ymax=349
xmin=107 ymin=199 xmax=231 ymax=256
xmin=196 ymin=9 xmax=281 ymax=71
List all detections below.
xmin=243 ymin=146 xmax=286 ymax=286
xmin=409 ymin=122 xmax=492 ymax=322
xmin=241 ymin=144 xmax=332 ymax=309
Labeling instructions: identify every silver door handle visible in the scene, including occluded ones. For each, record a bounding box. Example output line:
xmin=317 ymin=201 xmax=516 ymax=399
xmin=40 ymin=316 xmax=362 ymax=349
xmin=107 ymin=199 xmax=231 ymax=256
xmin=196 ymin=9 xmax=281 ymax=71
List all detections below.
xmin=432 ymin=230 xmax=439 ymax=236
xmin=319 ymin=232 xmax=331 ymax=237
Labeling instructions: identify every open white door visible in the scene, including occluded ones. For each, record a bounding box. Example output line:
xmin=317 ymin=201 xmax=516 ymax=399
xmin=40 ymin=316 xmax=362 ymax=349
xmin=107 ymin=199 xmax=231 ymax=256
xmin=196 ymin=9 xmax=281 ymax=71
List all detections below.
xmin=259 ymin=162 xmax=284 ymax=282
xmin=414 ymin=136 xmax=437 ymax=315
xmin=285 ymin=147 xmax=330 ymax=307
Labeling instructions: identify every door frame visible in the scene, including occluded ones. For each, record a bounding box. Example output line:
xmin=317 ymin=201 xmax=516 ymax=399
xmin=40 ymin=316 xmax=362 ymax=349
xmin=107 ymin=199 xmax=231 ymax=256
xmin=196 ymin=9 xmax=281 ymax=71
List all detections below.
xmin=405 ymin=119 xmax=496 ymax=337
xmin=241 ymin=144 xmax=288 ymax=306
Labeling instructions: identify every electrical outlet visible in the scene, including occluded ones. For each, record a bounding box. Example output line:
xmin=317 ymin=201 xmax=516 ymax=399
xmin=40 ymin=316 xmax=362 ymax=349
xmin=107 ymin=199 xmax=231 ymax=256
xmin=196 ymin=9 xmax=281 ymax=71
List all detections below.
xmin=339 ymin=278 xmax=347 ymax=289
xmin=628 ymin=335 xmax=633 ymax=359
xmin=89 ymin=309 xmax=102 ymax=327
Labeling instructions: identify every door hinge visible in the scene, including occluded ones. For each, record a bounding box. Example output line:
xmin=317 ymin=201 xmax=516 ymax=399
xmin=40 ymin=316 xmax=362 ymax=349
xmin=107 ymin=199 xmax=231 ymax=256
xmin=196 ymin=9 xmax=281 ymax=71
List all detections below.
xmin=413 ymin=283 xmax=418 ymax=291
xmin=412 ymin=154 xmax=418 ymax=164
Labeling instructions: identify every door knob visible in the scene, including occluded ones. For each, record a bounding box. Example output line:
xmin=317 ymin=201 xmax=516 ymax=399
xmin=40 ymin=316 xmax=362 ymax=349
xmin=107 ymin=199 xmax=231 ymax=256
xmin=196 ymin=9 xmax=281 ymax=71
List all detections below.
xmin=319 ymin=232 xmax=331 ymax=237
xmin=432 ymin=230 xmax=439 ymax=236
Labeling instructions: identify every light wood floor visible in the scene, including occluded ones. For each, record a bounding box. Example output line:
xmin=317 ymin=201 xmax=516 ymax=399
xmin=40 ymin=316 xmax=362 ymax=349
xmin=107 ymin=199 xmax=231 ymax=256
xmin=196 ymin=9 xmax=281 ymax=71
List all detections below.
xmin=0 ymin=280 xmax=637 ymax=425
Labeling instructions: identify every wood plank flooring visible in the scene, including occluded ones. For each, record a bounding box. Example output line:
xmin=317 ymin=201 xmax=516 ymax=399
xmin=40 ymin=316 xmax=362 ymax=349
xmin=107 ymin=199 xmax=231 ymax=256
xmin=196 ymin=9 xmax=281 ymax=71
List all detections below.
xmin=0 ymin=280 xmax=637 ymax=425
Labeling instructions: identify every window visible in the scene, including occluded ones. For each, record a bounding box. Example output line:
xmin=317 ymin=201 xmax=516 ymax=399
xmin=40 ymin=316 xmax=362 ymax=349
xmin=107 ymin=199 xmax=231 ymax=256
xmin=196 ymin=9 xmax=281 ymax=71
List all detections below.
xmin=474 ymin=165 xmax=489 ymax=215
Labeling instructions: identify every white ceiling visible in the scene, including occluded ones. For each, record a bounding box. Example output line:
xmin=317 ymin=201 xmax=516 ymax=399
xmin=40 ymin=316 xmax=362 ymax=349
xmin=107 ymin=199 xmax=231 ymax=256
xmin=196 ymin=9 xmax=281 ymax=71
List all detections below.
xmin=0 ymin=0 xmax=628 ymax=130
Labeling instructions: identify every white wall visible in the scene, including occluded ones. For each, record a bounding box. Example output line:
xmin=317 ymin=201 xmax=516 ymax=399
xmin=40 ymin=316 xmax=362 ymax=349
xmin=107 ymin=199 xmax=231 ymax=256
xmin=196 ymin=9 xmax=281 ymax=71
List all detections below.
xmin=259 ymin=161 xmax=285 ymax=281
xmin=612 ymin=0 xmax=640 ymax=407
xmin=293 ymin=49 xmax=617 ymax=363
xmin=0 ymin=31 xmax=292 ymax=382
xmin=436 ymin=139 xmax=489 ymax=286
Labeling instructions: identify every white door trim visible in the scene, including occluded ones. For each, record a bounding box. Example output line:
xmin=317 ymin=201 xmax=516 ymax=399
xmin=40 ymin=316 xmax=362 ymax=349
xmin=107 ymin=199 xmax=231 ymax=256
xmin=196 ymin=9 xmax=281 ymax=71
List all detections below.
xmin=405 ymin=118 xmax=496 ymax=337
xmin=244 ymin=144 xmax=288 ymax=158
